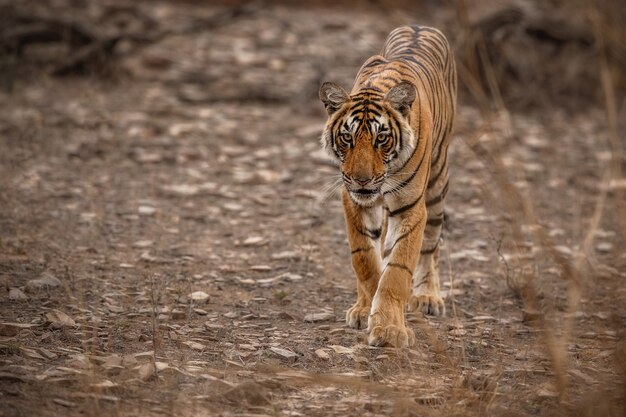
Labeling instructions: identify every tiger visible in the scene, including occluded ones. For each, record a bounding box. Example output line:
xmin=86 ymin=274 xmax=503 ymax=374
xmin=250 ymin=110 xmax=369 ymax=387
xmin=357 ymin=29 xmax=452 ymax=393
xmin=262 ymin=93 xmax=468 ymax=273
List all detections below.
xmin=318 ymin=25 xmax=457 ymax=347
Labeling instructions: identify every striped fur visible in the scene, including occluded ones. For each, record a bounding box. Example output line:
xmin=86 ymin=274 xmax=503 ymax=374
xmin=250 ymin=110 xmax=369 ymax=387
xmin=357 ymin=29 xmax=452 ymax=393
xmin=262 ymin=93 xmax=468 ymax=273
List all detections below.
xmin=319 ymin=25 xmax=456 ymax=347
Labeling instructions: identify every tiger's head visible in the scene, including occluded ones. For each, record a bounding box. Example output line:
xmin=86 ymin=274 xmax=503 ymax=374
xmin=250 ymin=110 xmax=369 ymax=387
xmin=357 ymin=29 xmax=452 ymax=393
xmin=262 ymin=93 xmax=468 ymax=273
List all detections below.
xmin=319 ymin=81 xmax=417 ymax=206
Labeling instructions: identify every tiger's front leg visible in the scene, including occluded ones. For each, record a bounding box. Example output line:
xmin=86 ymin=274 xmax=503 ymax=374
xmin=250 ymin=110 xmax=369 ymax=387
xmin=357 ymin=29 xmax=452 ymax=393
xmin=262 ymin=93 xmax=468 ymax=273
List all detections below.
xmin=342 ymin=190 xmax=384 ymax=330
xmin=367 ymin=202 xmax=426 ymax=347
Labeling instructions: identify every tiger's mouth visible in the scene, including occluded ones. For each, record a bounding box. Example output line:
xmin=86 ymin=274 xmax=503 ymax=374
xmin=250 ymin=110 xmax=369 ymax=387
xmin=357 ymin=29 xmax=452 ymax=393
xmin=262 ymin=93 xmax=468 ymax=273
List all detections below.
xmin=351 ymin=188 xmax=380 ymax=195
xmin=347 ymin=186 xmax=382 ymax=205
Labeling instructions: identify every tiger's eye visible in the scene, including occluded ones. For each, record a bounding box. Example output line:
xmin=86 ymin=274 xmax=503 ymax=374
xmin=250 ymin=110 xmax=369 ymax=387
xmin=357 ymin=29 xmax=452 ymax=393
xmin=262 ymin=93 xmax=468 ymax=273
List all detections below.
xmin=376 ymin=134 xmax=390 ymax=146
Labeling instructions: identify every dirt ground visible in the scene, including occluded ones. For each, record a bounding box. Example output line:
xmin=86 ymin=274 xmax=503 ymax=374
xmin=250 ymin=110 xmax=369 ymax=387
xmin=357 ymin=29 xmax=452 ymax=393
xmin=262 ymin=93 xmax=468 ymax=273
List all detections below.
xmin=1 ymin=1 xmax=625 ymax=416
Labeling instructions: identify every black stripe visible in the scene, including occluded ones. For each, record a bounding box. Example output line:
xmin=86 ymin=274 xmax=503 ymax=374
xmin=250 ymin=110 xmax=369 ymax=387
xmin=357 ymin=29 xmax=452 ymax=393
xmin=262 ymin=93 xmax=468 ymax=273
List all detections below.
xmin=384 ymin=146 xmax=427 ymax=195
xmin=351 ymin=247 xmax=372 ymax=255
xmin=426 ymin=217 xmax=443 ymax=227
xmin=385 ymin=262 xmax=413 ymax=275
xmin=357 ymin=227 xmax=381 ymax=240
xmin=420 ymin=244 xmax=438 ymax=255
xmin=427 ymin=151 xmax=449 ymax=189
xmin=426 ymin=181 xmax=449 ymax=206
xmin=388 ymin=194 xmax=422 ymax=217
xmin=386 ymin=221 xmax=421 ymax=254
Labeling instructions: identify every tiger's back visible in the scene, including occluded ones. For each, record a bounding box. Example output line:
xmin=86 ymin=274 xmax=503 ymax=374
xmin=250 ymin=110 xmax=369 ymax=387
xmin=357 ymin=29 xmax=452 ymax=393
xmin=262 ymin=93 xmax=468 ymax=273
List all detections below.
xmin=355 ymin=25 xmax=457 ymax=184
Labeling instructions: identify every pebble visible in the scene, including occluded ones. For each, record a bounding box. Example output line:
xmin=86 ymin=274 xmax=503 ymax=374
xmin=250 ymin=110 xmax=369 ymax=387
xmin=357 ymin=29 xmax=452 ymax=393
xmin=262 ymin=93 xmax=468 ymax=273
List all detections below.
xmin=138 ymin=363 xmax=155 ymax=381
xmin=8 ymin=288 xmax=28 ymax=301
xmin=304 ymin=312 xmax=335 ymax=323
xmin=182 ymin=341 xmax=206 ymax=351
xmin=45 ymin=310 xmax=76 ymax=329
xmin=188 ymin=291 xmax=210 ymax=304
xmin=171 ymin=309 xmax=187 ymax=320
xmin=269 ymin=347 xmax=298 ymax=361
xmin=26 ymin=273 xmax=62 ymax=292
xmin=271 ymin=251 xmax=300 ymax=260
xmin=314 ymin=349 xmax=330 ymax=360
xmin=138 ymin=205 xmax=157 ymax=216
xmin=595 ymin=242 xmax=613 ymax=253
xmin=243 ymin=236 xmax=266 ymax=246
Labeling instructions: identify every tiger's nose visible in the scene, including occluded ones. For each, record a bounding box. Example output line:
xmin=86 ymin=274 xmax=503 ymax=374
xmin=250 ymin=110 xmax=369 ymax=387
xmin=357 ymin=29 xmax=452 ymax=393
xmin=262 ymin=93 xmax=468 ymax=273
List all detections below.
xmin=354 ymin=177 xmax=372 ymax=186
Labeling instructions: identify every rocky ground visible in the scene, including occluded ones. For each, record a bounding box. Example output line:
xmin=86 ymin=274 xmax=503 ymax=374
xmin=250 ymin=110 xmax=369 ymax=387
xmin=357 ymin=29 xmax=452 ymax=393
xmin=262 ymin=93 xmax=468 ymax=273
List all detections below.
xmin=1 ymin=1 xmax=625 ymax=416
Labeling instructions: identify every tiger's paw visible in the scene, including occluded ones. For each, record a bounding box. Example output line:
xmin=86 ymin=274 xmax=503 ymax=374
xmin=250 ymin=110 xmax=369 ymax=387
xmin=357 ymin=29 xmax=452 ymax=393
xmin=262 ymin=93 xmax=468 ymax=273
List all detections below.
xmin=368 ymin=324 xmax=415 ymax=348
xmin=367 ymin=305 xmax=415 ymax=347
xmin=346 ymin=303 xmax=370 ymax=329
xmin=408 ymin=292 xmax=445 ymax=317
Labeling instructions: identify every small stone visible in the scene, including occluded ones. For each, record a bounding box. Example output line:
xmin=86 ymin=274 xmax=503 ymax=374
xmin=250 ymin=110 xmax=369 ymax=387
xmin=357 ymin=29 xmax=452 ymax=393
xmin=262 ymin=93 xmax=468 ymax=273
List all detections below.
xmin=269 ymin=347 xmax=298 ymax=361
xmin=67 ymin=354 xmax=91 ymax=369
xmin=182 ymin=341 xmax=206 ymax=351
xmin=596 ymin=242 xmax=613 ymax=253
xmin=256 ymin=276 xmax=281 ymax=286
xmin=20 ymin=347 xmax=46 ymax=360
xmin=314 ymin=349 xmax=330 ymax=360
xmin=193 ymin=308 xmax=209 ymax=315
xmin=138 ymin=205 xmax=157 ymax=216
xmin=471 ymin=315 xmax=497 ymax=322
xmin=188 ymin=291 xmax=210 ymax=304
xmin=26 ymin=273 xmax=62 ymax=292
xmin=223 ymin=312 xmax=238 ymax=319
xmin=242 ymin=236 xmax=266 ymax=246
xmin=171 ymin=309 xmax=186 ymax=320
xmin=138 ymin=363 xmax=155 ymax=381
xmin=38 ymin=348 xmax=57 ymax=359
xmin=250 ymin=265 xmax=272 ymax=272
xmin=282 ymin=273 xmax=303 ymax=282
xmin=103 ymin=355 xmax=123 ymax=369
xmin=536 ymin=384 xmax=558 ymax=398
xmin=9 ymin=288 xmax=28 ymax=301
xmin=161 ymin=184 xmax=199 ymax=196
xmin=132 ymin=240 xmax=154 ymax=248
xmin=91 ymin=380 xmax=118 ymax=389
xmin=53 ymin=399 xmax=78 ymax=408
xmin=271 ymin=251 xmax=299 ymax=260
xmin=45 ymin=310 xmax=76 ymax=329
xmin=304 ymin=312 xmax=335 ymax=323
xmin=449 ymin=329 xmax=467 ymax=336
xmin=329 ymin=345 xmax=354 ymax=354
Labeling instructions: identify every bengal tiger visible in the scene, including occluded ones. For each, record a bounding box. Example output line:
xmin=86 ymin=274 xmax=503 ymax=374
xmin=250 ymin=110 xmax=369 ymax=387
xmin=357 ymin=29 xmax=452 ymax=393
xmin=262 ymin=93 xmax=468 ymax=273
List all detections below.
xmin=318 ymin=25 xmax=456 ymax=347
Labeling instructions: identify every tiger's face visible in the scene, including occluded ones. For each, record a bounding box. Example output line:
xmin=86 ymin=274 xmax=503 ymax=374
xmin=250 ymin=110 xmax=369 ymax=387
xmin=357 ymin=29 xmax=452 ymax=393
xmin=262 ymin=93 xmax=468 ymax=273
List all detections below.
xmin=319 ymin=81 xmax=417 ymax=206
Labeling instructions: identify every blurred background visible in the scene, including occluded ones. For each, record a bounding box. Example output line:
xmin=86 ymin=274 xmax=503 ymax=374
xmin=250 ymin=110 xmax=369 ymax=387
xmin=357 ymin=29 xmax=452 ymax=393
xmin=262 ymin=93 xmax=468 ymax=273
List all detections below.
xmin=1 ymin=0 xmax=624 ymax=108
xmin=1 ymin=1 xmax=625 ymax=416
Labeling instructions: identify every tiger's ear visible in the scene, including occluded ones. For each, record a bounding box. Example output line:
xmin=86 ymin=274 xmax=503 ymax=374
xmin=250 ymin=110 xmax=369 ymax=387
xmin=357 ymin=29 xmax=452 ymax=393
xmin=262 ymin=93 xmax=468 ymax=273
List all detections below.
xmin=319 ymin=82 xmax=349 ymax=115
xmin=385 ymin=81 xmax=416 ymax=118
